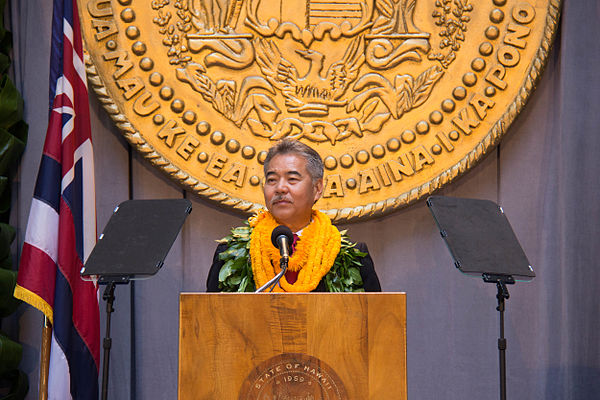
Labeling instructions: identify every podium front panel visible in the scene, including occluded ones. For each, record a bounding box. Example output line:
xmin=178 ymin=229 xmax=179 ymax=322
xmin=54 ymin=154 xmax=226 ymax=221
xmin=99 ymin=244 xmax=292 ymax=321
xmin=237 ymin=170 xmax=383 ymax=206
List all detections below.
xmin=178 ymin=293 xmax=406 ymax=400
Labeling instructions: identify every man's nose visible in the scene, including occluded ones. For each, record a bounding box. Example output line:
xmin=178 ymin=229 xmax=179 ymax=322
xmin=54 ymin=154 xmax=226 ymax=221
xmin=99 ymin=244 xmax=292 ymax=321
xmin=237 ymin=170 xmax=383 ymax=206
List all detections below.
xmin=274 ymin=180 xmax=289 ymax=193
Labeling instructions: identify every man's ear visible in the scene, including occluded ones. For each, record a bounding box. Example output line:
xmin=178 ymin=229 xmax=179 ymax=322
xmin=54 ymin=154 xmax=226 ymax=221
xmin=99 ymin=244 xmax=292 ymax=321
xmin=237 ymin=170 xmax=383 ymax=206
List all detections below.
xmin=313 ymin=178 xmax=324 ymax=204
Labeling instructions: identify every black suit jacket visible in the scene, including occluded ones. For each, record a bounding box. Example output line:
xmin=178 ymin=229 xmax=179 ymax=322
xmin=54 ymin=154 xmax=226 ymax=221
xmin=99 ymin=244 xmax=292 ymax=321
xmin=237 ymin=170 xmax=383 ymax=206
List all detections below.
xmin=206 ymin=242 xmax=381 ymax=292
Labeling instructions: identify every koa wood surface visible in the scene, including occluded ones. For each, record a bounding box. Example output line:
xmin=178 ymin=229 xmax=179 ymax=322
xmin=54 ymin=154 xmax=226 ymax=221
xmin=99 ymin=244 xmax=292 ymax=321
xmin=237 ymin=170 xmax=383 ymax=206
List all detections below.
xmin=179 ymin=293 xmax=406 ymax=399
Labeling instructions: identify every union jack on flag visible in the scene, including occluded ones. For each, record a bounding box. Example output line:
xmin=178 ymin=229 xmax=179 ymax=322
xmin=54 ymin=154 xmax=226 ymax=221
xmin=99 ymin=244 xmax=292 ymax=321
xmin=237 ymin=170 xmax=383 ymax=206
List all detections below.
xmin=14 ymin=0 xmax=100 ymax=398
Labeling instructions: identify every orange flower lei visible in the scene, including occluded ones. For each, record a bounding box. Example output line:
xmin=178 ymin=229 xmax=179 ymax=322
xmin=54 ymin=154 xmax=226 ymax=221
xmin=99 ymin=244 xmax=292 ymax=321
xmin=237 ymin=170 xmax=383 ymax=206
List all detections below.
xmin=249 ymin=210 xmax=341 ymax=292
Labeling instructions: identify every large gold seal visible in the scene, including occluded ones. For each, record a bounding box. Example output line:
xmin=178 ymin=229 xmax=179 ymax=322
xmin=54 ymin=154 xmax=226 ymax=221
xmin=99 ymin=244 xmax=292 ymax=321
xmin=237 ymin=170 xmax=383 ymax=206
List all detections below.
xmin=80 ymin=0 xmax=561 ymax=222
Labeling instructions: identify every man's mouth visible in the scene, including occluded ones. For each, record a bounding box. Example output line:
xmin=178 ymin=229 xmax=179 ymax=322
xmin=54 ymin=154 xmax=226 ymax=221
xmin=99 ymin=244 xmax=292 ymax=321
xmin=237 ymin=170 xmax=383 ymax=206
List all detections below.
xmin=273 ymin=198 xmax=291 ymax=205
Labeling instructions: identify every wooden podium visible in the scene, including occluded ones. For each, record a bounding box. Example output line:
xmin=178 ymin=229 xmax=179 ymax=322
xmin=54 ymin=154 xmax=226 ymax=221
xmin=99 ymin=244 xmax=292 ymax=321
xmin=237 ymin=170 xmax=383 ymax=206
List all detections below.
xmin=178 ymin=293 xmax=406 ymax=399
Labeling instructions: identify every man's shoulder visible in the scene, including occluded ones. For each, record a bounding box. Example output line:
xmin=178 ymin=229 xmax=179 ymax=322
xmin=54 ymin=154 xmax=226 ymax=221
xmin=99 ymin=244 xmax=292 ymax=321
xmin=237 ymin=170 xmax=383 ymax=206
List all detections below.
xmin=354 ymin=242 xmax=368 ymax=253
xmin=214 ymin=242 xmax=229 ymax=252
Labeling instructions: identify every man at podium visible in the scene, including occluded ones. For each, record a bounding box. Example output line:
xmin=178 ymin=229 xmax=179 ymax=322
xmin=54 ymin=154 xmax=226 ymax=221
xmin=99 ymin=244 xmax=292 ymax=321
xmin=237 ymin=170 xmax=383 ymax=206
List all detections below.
xmin=207 ymin=139 xmax=381 ymax=292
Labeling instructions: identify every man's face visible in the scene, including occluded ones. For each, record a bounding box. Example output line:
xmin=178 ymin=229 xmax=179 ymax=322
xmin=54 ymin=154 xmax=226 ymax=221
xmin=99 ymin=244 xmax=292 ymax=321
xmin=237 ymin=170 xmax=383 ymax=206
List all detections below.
xmin=263 ymin=153 xmax=323 ymax=232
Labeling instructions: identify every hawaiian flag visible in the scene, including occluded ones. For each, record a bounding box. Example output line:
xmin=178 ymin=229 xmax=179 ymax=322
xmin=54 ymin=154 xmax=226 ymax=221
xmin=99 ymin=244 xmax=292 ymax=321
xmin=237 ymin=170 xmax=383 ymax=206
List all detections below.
xmin=14 ymin=0 xmax=100 ymax=398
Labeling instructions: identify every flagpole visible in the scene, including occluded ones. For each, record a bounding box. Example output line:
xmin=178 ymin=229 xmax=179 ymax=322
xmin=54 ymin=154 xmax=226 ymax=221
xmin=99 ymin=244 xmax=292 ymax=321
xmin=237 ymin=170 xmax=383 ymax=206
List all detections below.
xmin=39 ymin=317 xmax=52 ymax=400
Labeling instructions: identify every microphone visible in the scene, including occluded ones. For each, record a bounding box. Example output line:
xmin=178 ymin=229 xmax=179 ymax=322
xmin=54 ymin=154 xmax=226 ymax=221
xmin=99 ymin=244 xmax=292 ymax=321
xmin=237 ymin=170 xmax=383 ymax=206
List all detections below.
xmin=271 ymin=225 xmax=294 ymax=259
xmin=256 ymin=225 xmax=294 ymax=292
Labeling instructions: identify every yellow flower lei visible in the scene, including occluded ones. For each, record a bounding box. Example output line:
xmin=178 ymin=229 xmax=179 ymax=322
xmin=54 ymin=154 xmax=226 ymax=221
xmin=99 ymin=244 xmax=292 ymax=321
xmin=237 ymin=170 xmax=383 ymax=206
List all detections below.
xmin=249 ymin=210 xmax=341 ymax=292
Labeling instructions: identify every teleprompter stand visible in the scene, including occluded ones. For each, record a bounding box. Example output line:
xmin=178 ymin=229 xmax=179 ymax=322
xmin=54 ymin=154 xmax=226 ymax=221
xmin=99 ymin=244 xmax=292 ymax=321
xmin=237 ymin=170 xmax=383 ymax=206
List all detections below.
xmin=427 ymin=196 xmax=535 ymax=400
xmin=81 ymin=199 xmax=192 ymax=400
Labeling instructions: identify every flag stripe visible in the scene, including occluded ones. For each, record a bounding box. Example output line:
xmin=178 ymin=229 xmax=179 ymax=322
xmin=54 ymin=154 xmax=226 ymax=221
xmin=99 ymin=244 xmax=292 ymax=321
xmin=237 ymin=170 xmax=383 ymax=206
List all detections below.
xmin=49 ymin=0 xmax=64 ymax=111
xmin=53 ymin=271 xmax=99 ymax=398
xmin=63 ymin=161 xmax=84 ymax=261
xmin=48 ymin=332 xmax=71 ymax=399
xmin=23 ymin=199 xmax=59 ymax=262
xmin=33 ymin=156 xmax=62 ymax=213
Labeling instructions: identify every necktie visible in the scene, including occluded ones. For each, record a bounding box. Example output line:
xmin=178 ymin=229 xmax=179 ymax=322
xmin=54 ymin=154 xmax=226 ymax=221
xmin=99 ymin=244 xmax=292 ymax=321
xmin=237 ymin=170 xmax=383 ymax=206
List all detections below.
xmin=285 ymin=234 xmax=299 ymax=284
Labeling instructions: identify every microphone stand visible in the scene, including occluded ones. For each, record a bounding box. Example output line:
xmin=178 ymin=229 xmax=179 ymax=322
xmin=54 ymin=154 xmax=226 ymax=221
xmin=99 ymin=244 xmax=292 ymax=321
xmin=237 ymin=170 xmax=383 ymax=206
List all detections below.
xmin=256 ymin=256 xmax=289 ymax=292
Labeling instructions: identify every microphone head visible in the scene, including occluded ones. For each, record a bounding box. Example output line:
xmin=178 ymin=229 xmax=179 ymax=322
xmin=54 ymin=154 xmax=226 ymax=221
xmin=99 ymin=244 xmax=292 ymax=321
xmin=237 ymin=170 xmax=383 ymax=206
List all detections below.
xmin=271 ymin=225 xmax=294 ymax=249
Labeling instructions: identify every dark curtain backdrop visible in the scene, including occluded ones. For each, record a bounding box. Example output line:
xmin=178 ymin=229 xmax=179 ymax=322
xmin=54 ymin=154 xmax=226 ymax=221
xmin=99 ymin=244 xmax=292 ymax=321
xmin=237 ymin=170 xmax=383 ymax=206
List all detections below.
xmin=5 ymin=1 xmax=600 ymax=399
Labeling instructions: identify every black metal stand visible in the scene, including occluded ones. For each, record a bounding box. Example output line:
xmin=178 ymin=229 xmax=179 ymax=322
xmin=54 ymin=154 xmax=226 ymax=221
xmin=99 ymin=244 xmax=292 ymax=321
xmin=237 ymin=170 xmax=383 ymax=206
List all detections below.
xmin=483 ymin=273 xmax=514 ymax=400
xmin=427 ymin=197 xmax=535 ymax=400
xmin=81 ymin=199 xmax=192 ymax=400
xmin=496 ymin=280 xmax=508 ymax=400
xmin=101 ymin=282 xmax=117 ymax=400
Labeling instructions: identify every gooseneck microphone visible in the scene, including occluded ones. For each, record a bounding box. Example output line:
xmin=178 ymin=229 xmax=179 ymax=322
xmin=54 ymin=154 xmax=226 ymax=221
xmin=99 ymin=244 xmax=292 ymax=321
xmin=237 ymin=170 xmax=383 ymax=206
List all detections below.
xmin=271 ymin=225 xmax=294 ymax=259
xmin=256 ymin=225 xmax=294 ymax=292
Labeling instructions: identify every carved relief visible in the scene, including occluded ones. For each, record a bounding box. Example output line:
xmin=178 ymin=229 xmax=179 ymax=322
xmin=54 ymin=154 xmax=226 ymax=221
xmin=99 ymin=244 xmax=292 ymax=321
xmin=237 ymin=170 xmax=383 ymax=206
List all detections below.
xmin=153 ymin=0 xmax=444 ymax=143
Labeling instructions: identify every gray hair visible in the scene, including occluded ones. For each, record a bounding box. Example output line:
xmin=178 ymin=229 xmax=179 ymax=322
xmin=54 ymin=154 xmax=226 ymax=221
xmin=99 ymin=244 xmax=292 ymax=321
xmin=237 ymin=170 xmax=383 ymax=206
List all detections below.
xmin=263 ymin=139 xmax=324 ymax=182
